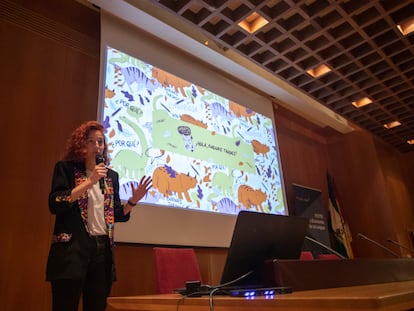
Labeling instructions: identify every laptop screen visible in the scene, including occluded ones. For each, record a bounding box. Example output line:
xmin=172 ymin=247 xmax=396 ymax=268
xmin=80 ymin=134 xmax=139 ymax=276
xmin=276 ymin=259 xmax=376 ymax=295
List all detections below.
xmin=220 ymin=211 xmax=309 ymax=288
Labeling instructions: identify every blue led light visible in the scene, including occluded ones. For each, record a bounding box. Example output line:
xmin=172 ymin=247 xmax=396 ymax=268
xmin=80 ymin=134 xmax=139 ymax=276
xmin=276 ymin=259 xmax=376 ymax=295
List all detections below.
xmin=243 ymin=291 xmax=256 ymax=297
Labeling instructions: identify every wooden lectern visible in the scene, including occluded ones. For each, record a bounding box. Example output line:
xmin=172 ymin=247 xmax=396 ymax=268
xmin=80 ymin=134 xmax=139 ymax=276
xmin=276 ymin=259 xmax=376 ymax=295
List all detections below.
xmin=263 ymin=258 xmax=414 ymax=291
xmin=107 ymin=258 xmax=414 ymax=311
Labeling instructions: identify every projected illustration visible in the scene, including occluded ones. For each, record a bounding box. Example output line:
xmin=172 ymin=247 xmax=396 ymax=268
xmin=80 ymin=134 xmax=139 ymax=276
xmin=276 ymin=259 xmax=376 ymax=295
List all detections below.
xmin=101 ymin=46 xmax=286 ymax=215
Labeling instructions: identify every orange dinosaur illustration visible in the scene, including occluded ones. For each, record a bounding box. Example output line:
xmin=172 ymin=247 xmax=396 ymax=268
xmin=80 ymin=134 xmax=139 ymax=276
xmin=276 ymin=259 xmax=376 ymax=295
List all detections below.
xmin=238 ymin=185 xmax=267 ymax=211
xmin=152 ymin=68 xmax=204 ymax=98
xmin=152 ymin=166 xmax=197 ymax=202
xmin=251 ymin=139 xmax=270 ymax=158
xmin=229 ymin=101 xmax=256 ymax=123
xmin=180 ymin=114 xmax=208 ymax=129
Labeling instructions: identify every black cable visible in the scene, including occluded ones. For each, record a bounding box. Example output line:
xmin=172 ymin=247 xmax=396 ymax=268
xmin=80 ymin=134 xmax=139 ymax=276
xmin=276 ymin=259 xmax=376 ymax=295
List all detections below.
xmin=176 ymin=295 xmax=186 ymax=311
xmin=213 ymin=270 xmax=254 ymax=289
xmin=206 ymin=271 xmax=255 ymax=311
xmin=183 ymin=269 xmax=254 ymax=297
xmin=209 ymin=287 xmax=221 ymax=311
xmin=176 ymin=269 xmax=255 ymax=311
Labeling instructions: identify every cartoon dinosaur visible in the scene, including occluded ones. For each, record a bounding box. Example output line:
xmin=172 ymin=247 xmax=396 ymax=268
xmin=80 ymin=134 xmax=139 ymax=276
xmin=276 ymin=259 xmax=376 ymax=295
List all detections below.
xmin=111 ymin=105 xmax=149 ymax=179
xmin=152 ymin=165 xmax=197 ymax=202
xmin=238 ymin=184 xmax=267 ymax=212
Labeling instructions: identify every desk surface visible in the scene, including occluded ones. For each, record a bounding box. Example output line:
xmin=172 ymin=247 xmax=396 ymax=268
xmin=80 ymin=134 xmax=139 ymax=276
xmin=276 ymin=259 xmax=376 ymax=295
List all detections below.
xmin=107 ymin=280 xmax=414 ymax=311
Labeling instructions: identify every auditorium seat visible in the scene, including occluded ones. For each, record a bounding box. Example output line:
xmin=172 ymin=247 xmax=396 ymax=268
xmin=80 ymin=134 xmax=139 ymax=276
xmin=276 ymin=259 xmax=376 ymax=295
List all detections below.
xmin=300 ymin=251 xmax=314 ymax=260
xmin=318 ymin=253 xmax=341 ymax=260
xmin=153 ymin=247 xmax=202 ymax=294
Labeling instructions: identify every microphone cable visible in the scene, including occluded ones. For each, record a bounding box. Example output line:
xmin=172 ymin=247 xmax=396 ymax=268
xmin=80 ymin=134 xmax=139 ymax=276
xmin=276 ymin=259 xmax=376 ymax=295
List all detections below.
xmin=305 ymin=236 xmax=347 ymax=259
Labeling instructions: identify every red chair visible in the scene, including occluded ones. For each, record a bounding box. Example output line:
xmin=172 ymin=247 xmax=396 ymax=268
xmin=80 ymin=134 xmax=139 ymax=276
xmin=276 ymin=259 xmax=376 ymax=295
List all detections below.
xmin=153 ymin=247 xmax=202 ymax=294
xmin=318 ymin=253 xmax=341 ymax=260
xmin=300 ymin=251 xmax=314 ymax=260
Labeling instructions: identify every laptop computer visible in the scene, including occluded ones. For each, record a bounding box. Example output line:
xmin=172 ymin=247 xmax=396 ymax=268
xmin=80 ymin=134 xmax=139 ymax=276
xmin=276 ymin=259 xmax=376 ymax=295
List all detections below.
xmin=176 ymin=211 xmax=309 ymax=296
xmin=219 ymin=210 xmax=309 ymax=289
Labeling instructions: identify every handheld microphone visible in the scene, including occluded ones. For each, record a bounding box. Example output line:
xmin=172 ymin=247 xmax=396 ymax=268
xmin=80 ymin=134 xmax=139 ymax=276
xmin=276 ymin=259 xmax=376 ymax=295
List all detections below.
xmin=387 ymin=238 xmax=414 ymax=255
xmin=357 ymin=233 xmax=400 ymax=258
xmin=95 ymin=154 xmax=105 ymax=194
xmin=305 ymin=236 xmax=347 ymax=259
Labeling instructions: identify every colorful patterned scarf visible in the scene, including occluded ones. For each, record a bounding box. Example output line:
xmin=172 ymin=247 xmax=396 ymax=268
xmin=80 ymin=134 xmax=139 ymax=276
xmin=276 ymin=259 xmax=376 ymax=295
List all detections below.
xmin=74 ymin=169 xmax=115 ymax=246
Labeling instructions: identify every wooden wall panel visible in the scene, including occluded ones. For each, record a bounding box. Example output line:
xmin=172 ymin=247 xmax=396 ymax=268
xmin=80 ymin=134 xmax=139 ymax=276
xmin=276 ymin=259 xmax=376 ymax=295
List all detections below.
xmin=274 ymin=105 xmax=331 ymax=214
xmin=326 ymin=129 xmax=414 ymax=258
xmin=111 ymin=245 xmax=228 ymax=296
xmin=0 ymin=0 xmax=99 ymax=310
xmin=111 ymin=245 xmax=158 ymax=296
xmin=375 ymin=140 xmax=414 ymax=256
xmin=1 ymin=0 xmax=413 ymax=310
xmin=326 ymin=130 xmax=393 ymax=257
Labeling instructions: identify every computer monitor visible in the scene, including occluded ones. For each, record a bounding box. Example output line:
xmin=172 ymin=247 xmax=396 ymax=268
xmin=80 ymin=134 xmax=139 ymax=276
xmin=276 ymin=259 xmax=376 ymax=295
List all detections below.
xmin=220 ymin=211 xmax=309 ymax=288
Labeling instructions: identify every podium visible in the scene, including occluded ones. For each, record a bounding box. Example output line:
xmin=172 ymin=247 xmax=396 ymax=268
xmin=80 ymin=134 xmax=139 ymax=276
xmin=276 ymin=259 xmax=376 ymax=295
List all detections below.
xmin=263 ymin=258 xmax=414 ymax=291
xmin=107 ymin=281 xmax=414 ymax=311
xmin=107 ymin=258 xmax=414 ymax=311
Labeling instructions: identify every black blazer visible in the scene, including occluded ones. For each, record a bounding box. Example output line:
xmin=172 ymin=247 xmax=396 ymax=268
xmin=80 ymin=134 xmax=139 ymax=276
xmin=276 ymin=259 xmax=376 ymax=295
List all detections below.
xmin=46 ymin=160 xmax=130 ymax=281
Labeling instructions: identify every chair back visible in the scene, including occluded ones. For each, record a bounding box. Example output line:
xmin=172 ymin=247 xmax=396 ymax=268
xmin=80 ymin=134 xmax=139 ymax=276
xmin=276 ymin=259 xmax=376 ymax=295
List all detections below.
xmin=299 ymin=251 xmax=314 ymax=260
xmin=153 ymin=247 xmax=202 ymax=294
xmin=318 ymin=253 xmax=341 ymax=260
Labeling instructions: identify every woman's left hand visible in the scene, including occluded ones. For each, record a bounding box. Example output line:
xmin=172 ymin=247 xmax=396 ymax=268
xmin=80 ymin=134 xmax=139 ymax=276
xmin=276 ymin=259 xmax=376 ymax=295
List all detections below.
xmin=129 ymin=175 xmax=152 ymax=204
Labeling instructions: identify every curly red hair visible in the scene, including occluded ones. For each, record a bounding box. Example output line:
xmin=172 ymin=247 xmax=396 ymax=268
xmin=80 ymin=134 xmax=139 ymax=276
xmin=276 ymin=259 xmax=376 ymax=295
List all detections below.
xmin=63 ymin=121 xmax=109 ymax=164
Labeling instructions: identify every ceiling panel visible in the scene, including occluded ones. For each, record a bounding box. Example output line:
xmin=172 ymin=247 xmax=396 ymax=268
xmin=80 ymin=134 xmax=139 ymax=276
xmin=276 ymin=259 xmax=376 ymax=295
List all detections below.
xmin=128 ymin=0 xmax=414 ymax=152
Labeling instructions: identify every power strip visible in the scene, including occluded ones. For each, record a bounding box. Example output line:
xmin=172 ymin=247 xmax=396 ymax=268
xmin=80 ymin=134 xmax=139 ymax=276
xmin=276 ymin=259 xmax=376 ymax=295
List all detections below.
xmin=228 ymin=286 xmax=292 ymax=297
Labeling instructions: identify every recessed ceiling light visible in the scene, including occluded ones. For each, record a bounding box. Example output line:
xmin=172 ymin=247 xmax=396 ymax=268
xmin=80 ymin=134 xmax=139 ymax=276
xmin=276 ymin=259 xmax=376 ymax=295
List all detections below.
xmin=407 ymin=139 xmax=414 ymax=145
xmin=238 ymin=12 xmax=269 ymax=34
xmin=383 ymin=121 xmax=401 ymax=129
xmin=397 ymin=16 xmax=414 ymax=36
xmin=352 ymin=97 xmax=372 ymax=108
xmin=306 ymin=64 xmax=331 ymax=78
